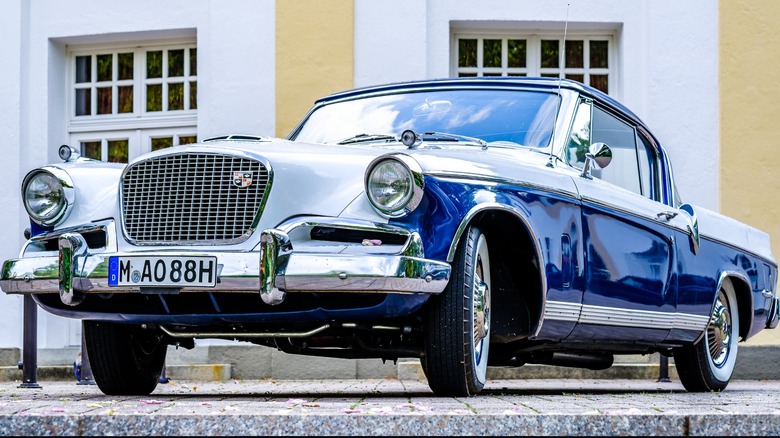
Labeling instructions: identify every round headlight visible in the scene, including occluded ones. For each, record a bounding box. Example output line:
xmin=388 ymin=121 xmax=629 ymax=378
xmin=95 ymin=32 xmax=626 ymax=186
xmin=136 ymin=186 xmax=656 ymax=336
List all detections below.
xmin=22 ymin=168 xmax=74 ymax=226
xmin=365 ymin=154 xmax=424 ymax=218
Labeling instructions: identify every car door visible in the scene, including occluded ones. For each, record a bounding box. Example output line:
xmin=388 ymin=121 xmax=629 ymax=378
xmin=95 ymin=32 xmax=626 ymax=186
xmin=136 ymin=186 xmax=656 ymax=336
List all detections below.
xmin=566 ymin=102 xmax=678 ymax=343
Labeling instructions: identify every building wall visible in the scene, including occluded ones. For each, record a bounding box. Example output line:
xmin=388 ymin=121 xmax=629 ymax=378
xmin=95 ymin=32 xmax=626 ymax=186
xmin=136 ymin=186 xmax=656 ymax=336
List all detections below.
xmin=720 ymin=0 xmax=780 ymax=344
xmin=0 ymin=0 xmax=733 ymax=349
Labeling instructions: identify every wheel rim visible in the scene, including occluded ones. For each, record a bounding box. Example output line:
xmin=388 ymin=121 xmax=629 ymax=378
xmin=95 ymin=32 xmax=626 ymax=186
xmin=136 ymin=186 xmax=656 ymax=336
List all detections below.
xmin=707 ymin=290 xmax=732 ymax=368
xmin=473 ymin=244 xmax=491 ymax=366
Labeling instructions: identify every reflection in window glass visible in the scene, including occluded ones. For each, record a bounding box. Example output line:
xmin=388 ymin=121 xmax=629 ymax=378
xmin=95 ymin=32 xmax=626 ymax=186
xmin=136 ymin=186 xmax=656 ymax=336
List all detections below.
xmin=169 ymin=83 xmax=184 ymax=110
xmin=81 ymin=141 xmax=101 ymax=160
xmin=147 ymin=51 xmax=163 ymax=78
xmin=179 ymin=135 xmax=197 ymax=145
xmin=118 ymin=53 xmax=133 ymax=80
xmin=169 ymin=49 xmax=184 ymax=77
xmin=190 ymin=48 xmax=197 ymax=75
xmin=76 ymin=89 xmax=91 ymax=116
xmin=565 ymin=40 xmax=583 ymax=69
xmin=152 ymin=137 xmax=174 ymax=151
xmin=76 ymin=56 xmax=91 ymax=83
xmin=147 ymin=84 xmax=162 ymax=111
xmin=541 ymin=40 xmax=559 ymax=68
xmin=567 ymin=100 xmax=591 ymax=168
xmin=483 ymin=39 xmax=502 ymax=68
xmin=590 ymin=41 xmax=609 ymax=68
xmin=97 ymin=54 xmax=112 ymax=82
xmin=108 ymin=139 xmax=129 ymax=163
xmin=118 ymin=86 xmax=133 ymax=113
xmin=459 ymin=39 xmax=477 ymax=67
xmin=591 ymin=75 xmax=609 ymax=94
xmin=97 ymin=87 xmax=112 ymax=115
xmin=190 ymin=81 xmax=197 ymax=110
xmin=507 ymin=40 xmax=526 ymax=68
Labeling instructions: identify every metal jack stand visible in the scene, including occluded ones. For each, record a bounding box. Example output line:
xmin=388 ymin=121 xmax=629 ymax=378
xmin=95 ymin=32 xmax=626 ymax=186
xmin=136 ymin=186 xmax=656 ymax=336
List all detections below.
xmin=657 ymin=354 xmax=671 ymax=383
xmin=76 ymin=325 xmax=95 ymax=385
xmin=19 ymin=295 xmax=41 ymax=389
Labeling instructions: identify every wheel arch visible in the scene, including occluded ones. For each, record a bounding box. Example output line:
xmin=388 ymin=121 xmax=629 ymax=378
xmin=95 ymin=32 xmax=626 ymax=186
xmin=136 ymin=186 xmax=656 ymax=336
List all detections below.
xmin=715 ymin=272 xmax=753 ymax=342
xmin=447 ymin=203 xmax=545 ymax=342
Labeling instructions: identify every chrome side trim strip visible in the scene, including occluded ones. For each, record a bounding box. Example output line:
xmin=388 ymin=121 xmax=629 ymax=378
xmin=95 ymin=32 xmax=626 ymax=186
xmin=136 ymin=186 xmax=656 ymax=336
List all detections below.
xmin=543 ymin=300 xmax=710 ymax=331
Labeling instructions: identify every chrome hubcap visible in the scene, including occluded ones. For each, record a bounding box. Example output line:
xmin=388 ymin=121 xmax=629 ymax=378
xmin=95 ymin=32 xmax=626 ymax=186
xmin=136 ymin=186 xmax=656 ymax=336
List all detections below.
xmin=473 ymin=254 xmax=490 ymax=362
xmin=707 ymin=291 xmax=732 ymax=367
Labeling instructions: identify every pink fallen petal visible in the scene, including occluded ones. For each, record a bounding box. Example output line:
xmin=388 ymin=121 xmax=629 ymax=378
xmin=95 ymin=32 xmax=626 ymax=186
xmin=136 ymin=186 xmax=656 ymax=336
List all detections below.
xmin=361 ymin=239 xmax=382 ymax=246
xmin=342 ymin=408 xmax=362 ymax=414
xmin=140 ymin=399 xmax=165 ymax=405
xmin=286 ymin=398 xmax=307 ymax=404
xmin=50 ymin=409 xmax=67 ymax=413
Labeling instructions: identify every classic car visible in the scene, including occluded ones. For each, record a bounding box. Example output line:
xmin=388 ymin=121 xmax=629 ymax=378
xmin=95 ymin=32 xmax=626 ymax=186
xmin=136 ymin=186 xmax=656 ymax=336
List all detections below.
xmin=1 ymin=77 xmax=778 ymax=397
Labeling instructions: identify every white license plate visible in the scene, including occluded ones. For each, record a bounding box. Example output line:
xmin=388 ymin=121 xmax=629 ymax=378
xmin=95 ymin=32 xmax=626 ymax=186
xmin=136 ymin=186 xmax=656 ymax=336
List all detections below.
xmin=108 ymin=256 xmax=218 ymax=287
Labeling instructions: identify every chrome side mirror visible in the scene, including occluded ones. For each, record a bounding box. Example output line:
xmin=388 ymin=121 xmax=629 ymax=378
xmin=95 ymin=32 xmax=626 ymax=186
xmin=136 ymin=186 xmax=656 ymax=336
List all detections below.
xmin=580 ymin=142 xmax=612 ymax=179
xmin=679 ymin=203 xmax=700 ymax=255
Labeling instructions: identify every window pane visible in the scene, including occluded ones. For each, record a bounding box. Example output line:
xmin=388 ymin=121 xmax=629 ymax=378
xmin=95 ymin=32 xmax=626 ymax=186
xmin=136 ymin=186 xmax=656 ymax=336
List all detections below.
xmin=179 ymin=135 xmax=197 ymax=145
xmin=458 ymin=72 xmax=478 ymax=77
xmin=76 ymin=89 xmax=91 ymax=116
xmin=168 ymin=49 xmax=184 ymax=77
xmin=507 ymin=39 xmax=526 ymax=68
xmin=81 ymin=141 xmax=101 ymax=160
xmin=118 ymin=53 xmax=133 ymax=80
xmin=567 ymin=100 xmax=592 ymax=168
xmin=565 ymin=40 xmax=583 ymax=69
xmin=590 ymin=41 xmax=609 ymax=68
xmin=147 ymin=50 xmax=163 ymax=78
xmin=97 ymin=54 xmax=112 ymax=82
xmin=566 ymin=74 xmax=584 ymax=84
xmin=483 ymin=72 xmax=502 ymax=77
xmin=118 ymin=86 xmax=133 ymax=113
xmin=108 ymin=139 xmax=129 ymax=163
xmin=636 ymin=133 xmax=657 ymax=200
xmin=169 ymin=83 xmax=184 ymax=110
xmin=97 ymin=87 xmax=112 ymax=114
xmin=147 ymin=84 xmax=162 ymax=111
xmin=190 ymin=48 xmax=197 ymax=76
xmin=541 ymin=40 xmax=559 ymax=68
xmin=591 ymin=107 xmax=640 ymax=195
xmin=483 ymin=39 xmax=502 ymax=68
xmin=459 ymin=39 xmax=477 ymax=67
xmin=152 ymin=137 xmax=173 ymax=151
xmin=591 ymin=75 xmax=609 ymax=93
xmin=76 ymin=56 xmax=91 ymax=83
xmin=190 ymin=81 xmax=197 ymax=110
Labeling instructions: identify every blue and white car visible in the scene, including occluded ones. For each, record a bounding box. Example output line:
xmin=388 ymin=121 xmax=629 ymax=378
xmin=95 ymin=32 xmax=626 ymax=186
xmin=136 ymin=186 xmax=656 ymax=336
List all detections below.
xmin=2 ymin=77 xmax=778 ymax=396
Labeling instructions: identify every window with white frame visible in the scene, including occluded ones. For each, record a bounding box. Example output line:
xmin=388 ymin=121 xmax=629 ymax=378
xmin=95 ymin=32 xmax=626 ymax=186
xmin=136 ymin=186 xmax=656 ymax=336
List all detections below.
xmin=452 ymin=32 xmax=614 ymax=95
xmin=69 ymin=41 xmax=198 ymax=163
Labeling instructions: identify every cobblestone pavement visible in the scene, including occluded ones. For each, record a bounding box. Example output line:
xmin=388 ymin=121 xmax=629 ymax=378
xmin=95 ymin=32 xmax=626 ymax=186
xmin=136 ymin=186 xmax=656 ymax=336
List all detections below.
xmin=0 ymin=378 xmax=779 ymax=436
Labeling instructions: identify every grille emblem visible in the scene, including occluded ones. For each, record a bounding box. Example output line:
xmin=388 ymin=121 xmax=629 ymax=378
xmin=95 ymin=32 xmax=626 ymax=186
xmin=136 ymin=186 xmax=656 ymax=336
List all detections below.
xmin=233 ymin=171 xmax=253 ymax=188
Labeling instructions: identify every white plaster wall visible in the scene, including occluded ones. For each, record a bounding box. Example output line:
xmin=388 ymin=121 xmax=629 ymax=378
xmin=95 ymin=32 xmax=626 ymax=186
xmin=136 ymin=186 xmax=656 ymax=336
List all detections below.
xmin=355 ymin=0 xmax=719 ymax=209
xmin=0 ymin=0 xmax=274 ymax=348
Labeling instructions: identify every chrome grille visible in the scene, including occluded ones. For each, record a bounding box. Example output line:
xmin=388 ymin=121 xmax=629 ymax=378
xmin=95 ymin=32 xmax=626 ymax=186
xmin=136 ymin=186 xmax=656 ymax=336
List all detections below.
xmin=122 ymin=153 xmax=270 ymax=244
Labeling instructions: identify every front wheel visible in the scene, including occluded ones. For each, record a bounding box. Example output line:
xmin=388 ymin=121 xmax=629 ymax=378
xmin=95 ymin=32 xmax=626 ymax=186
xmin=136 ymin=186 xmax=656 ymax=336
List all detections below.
xmin=423 ymin=225 xmax=491 ymax=396
xmin=84 ymin=321 xmax=167 ymax=395
xmin=673 ymin=278 xmax=740 ymax=392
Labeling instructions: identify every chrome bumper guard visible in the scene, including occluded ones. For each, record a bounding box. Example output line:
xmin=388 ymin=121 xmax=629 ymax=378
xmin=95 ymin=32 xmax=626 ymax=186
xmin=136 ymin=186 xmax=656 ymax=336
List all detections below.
xmin=768 ymin=296 xmax=780 ymax=329
xmin=0 ymin=225 xmax=451 ymax=307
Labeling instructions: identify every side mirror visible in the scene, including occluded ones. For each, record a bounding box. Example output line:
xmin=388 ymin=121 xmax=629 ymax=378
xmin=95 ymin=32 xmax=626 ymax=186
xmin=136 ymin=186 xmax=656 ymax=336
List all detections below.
xmin=679 ymin=203 xmax=700 ymax=255
xmin=580 ymin=142 xmax=612 ymax=179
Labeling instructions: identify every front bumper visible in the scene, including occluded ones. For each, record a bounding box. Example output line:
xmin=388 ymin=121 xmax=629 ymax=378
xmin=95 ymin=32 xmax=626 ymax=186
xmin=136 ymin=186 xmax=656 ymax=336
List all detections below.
xmin=0 ymin=219 xmax=451 ymax=307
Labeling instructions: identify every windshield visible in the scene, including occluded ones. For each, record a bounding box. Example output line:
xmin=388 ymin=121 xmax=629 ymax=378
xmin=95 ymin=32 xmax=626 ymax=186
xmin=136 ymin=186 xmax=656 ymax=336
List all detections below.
xmin=290 ymin=88 xmax=559 ymax=148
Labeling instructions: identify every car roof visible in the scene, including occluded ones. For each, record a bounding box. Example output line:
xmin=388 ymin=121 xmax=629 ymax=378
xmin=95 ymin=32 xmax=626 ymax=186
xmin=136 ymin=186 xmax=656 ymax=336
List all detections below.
xmin=315 ymin=76 xmax=644 ymax=128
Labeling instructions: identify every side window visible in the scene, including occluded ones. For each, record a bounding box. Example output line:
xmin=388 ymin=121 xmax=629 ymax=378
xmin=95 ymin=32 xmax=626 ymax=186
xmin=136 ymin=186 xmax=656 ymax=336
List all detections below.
xmin=590 ymin=106 xmax=641 ymax=195
xmin=636 ymin=131 xmax=660 ymax=201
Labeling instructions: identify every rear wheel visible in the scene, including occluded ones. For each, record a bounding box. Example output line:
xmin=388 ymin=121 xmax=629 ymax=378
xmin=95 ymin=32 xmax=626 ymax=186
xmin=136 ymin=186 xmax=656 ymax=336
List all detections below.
xmin=84 ymin=321 xmax=167 ymax=395
xmin=673 ymin=278 xmax=739 ymax=392
xmin=423 ymin=226 xmax=491 ymax=396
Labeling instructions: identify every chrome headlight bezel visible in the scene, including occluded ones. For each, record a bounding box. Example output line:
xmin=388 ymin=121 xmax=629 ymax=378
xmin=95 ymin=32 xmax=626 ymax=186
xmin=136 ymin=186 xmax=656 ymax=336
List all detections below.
xmin=364 ymin=154 xmax=424 ymax=218
xmin=21 ymin=167 xmax=75 ymax=226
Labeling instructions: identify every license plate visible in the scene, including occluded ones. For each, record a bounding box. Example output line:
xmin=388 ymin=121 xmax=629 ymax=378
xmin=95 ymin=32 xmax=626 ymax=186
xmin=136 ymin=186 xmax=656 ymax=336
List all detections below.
xmin=108 ymin=256 xmax=218 ymax=287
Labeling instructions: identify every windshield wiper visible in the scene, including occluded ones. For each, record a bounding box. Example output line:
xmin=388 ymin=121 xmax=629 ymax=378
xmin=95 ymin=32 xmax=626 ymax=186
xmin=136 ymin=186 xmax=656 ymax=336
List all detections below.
xmin=336 ymin=133 xmax=397 ymax=145
xmin=420 ymin=131 xmax=488 ymax=149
